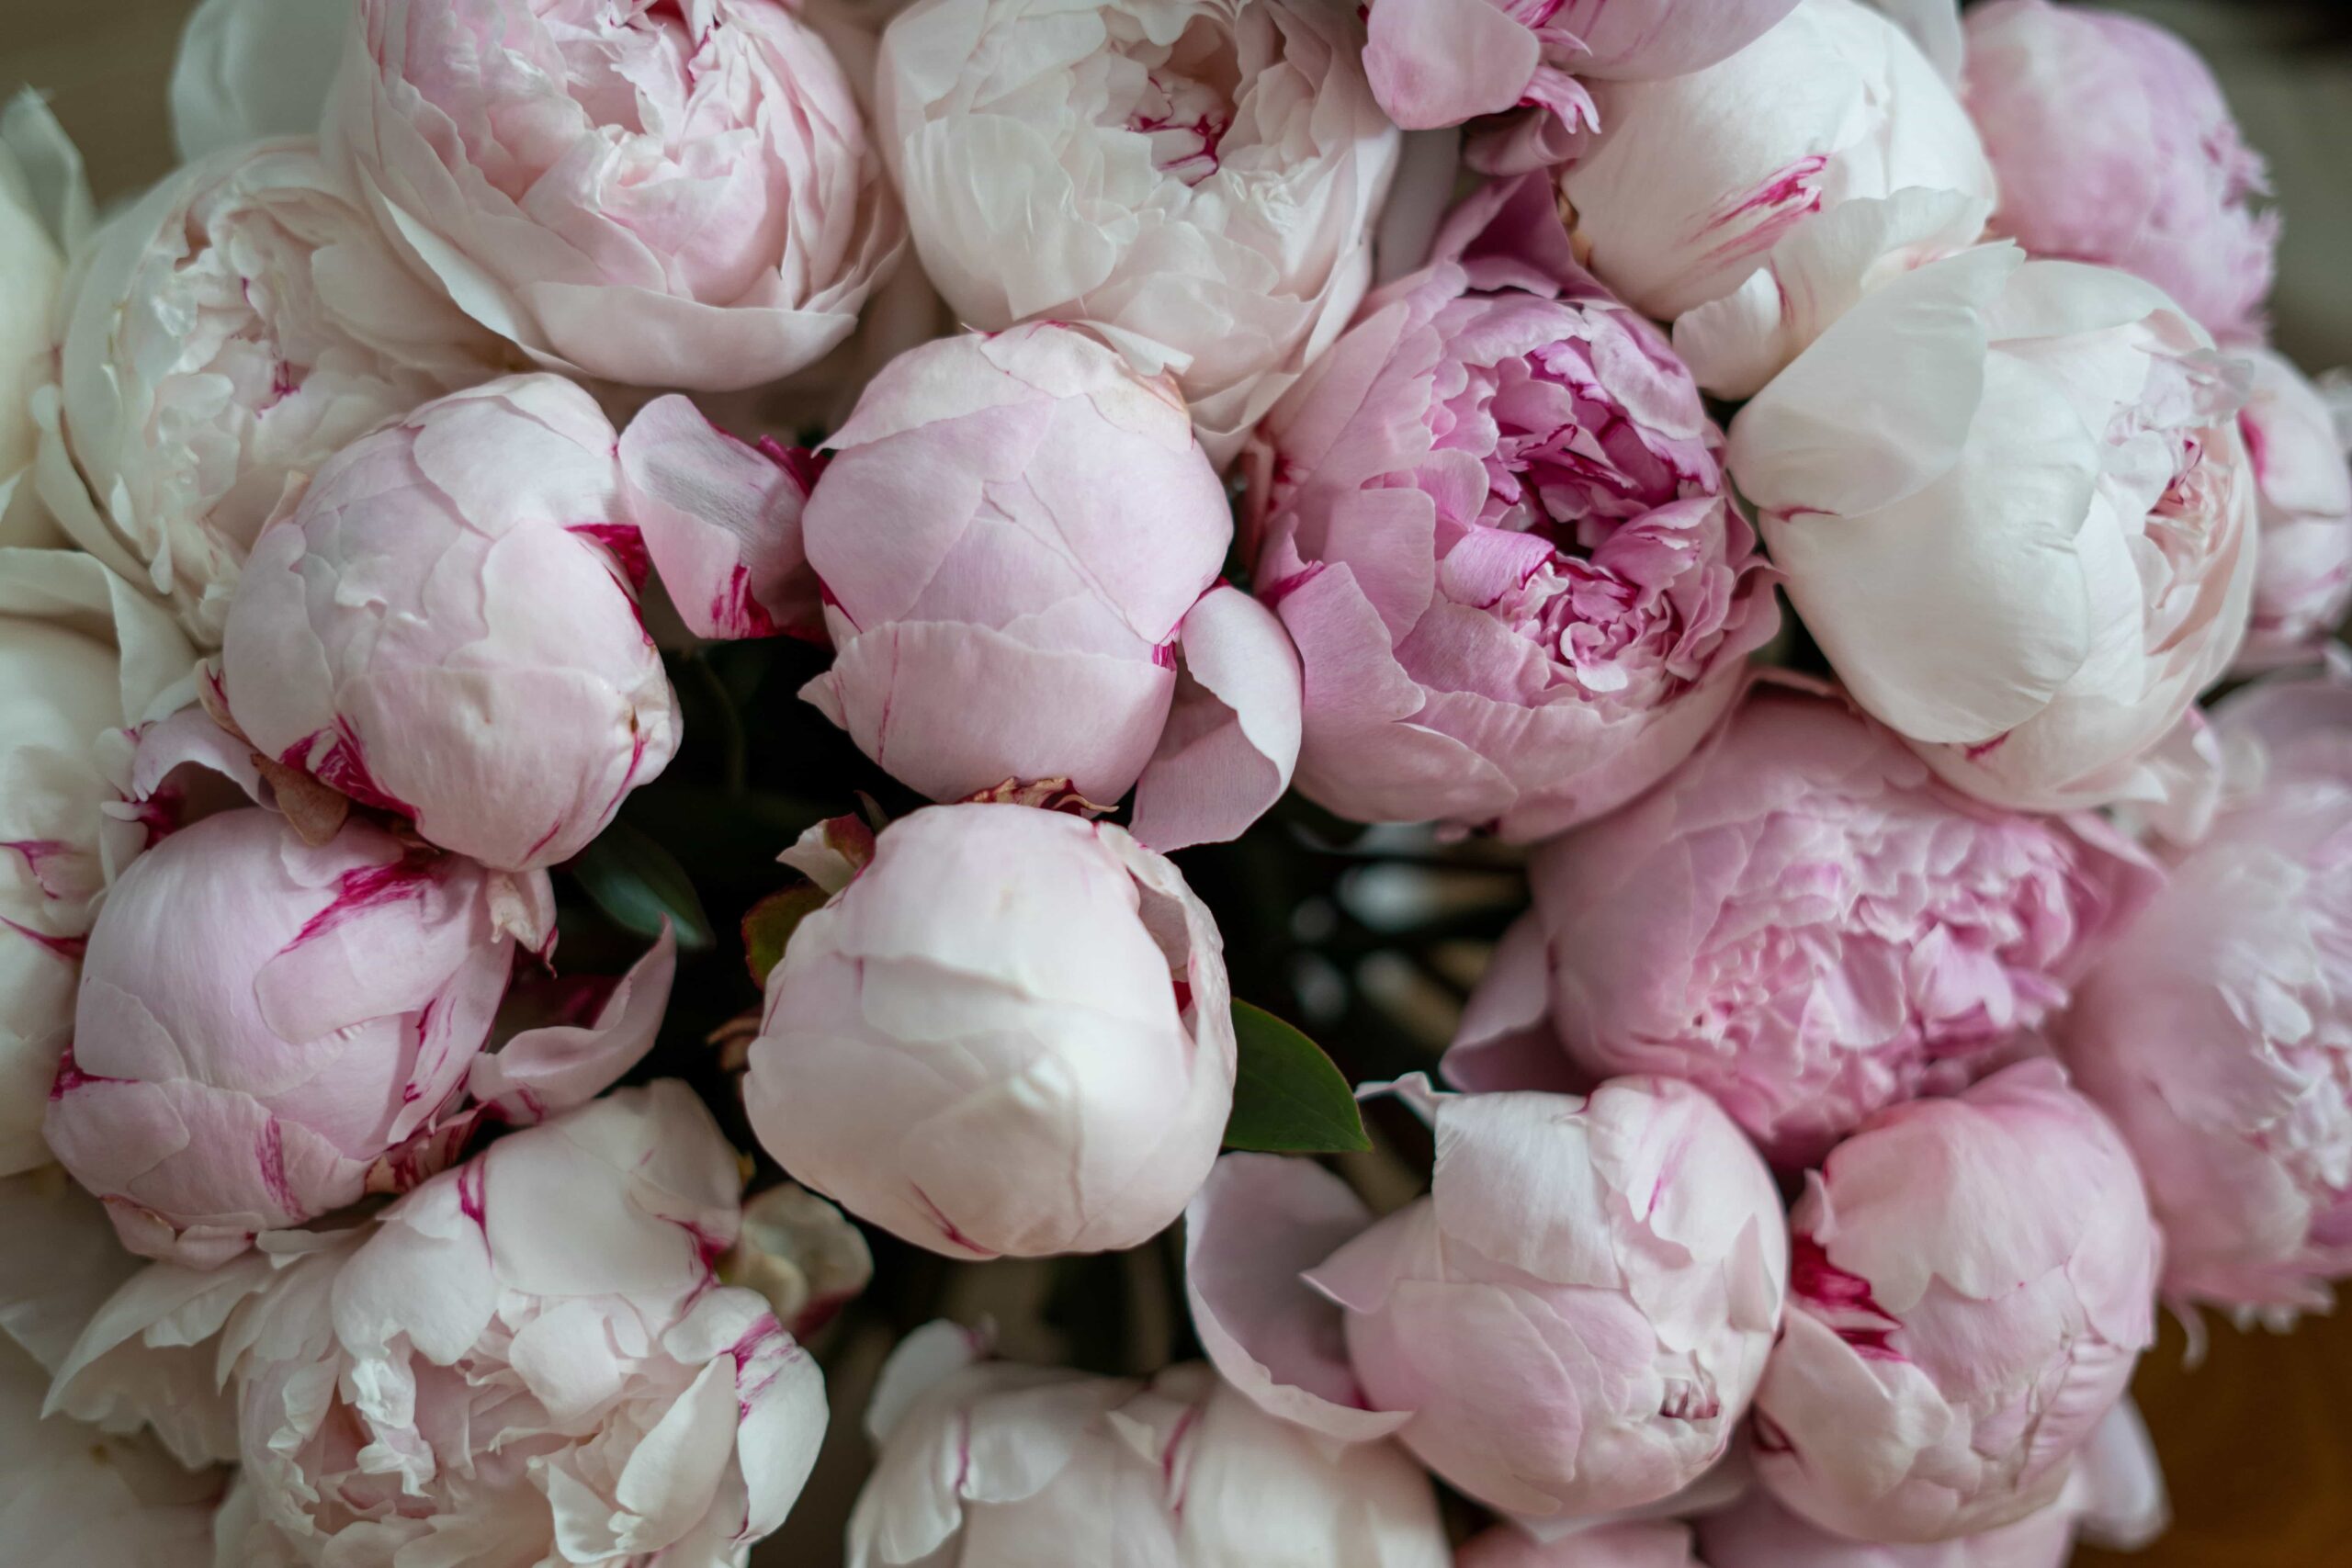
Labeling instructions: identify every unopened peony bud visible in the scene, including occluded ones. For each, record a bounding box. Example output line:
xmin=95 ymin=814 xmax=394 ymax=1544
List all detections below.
xmin=747 ymin=803 xmax=1236 ymax=1258
xmin=1188 ymin=1075 xmax=1788 ymax=1520
xmin=220 ymin=375 xmax=681 ymax=872
xmin=1752 ymin=1062 xmax=2160 ymax=1543
xmin=801 ymin=324 xmax=1300 ymax=849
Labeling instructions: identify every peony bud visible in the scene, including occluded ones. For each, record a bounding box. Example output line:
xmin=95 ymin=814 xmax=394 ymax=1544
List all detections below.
xmin=1751 ymin=1062 xmax=2160 ymax=1543
xmin=1560 ymin=0 xmax=1994 ymax=337
xmin=42 ymin=805 xmax=669 ymax=1266
xmin=2233 ymin=348 xmax=2352 ymax=673
xmin=849 ymin=1324 xmax=1449 ymax=1568
xmin=2063 ymin=673 xmax=2352 ymax=1320
xmin=1476 ymin=682 xmax=2156 ymax=1165
xmin=220 ymin=374 xmax=681 ymax=872
xmin=33 ymin=140 xmax=505 ymax=646
xmin=722 ymin=1182 xmax=874 ymax=1340
xmin=799 ymin=324 xmax=1301 ymax=848
xmin=747 ymin=803 xmax=1235 ymax=1259
xmin=0 ymin=549 xmax=196 ymax=1175
xmin=875 ymin=0 xmax=1401 ymax=464
xmin=327 ymin=0 xmax=905 ymax=391
xmin=1728 ymin=254 xmax=2256 ymax=814
xmin=1249 ymin=174 xmax=1777 ymax=840
xmin=1187 ymin=1075 xmax=1788 ymax=1520
xmin=1961 ymin=0 xmax=2276 ymax=344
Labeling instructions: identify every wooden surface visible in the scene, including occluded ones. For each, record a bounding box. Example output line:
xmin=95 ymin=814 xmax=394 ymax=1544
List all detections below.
xmin=6 ymin=4 xmax=2350 ymax=1563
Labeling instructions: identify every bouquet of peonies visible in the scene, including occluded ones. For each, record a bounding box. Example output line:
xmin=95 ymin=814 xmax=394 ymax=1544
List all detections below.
xmin=0 ymin=0 xmax=2345 ymax=1562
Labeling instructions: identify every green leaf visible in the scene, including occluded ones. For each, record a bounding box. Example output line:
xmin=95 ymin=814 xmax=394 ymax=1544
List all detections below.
xmin=741 ymin=886 xmax=829 ymax=988
xmin=1223 ymin=1001 xmax=1372 ymax=1154
xmin=570 ymin=821 xmax=716 ymax=951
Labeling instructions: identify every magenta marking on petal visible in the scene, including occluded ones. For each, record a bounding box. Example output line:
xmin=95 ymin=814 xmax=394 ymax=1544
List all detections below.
xmin=288 ymin=724 xmax=418 ymax=819
xmin=254 ymin=1120 xmax=301 ymax=1217
xmin=1790 ymin=1235 xmax=1905 ymax=1360
xmin=910 ymin=1183 xmax=999 ymax=1258
xmin=457 ymin=1158 xmax=489 ymax=1233
xmin=726 ymin=1313 xmax=797 ymax=1416
xmin=48 ymin=1043 xmax=121 ymax=1100
xmin=1659 ymin=1381 xmax=1722 ymax=1421
xmin=711 ymin=563 xmax=780 ymax=638
xmin=1257 ymin=562 xmax=1326 ymax=609
xmin=568 ymin=523 xmax=652 ymax=592
xmin=754 ymin=435 xmax=829 ymax=497
xmin=283 ymin=852 xmax=439 ymax=953
xmin=2 ymin=915 xmax=85 ymax=964
xmin=1964 ymin=732 xmax=2012 ymax=761
xmin=1161 ymin=1399 xmax=1203 ymax=1517
xmin=1 ymin=839 xmax=74 ymax=898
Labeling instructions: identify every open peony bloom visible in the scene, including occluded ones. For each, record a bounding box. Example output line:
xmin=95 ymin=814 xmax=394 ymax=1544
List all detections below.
xmin=875 ymin=0 xmax=1400 ymax=465
xmin=32 ymin=139 xmax=505 ymax=647
xmin=798 ymin=323 xmax=1300 ymax=850
xmin=170 ymin=0 xmax=355 ymax=161
xmin=1249 ymin=174 xmax=1777 ymax=840
xmin=848 ymin=1323 xmax=1449 ymax=1568
xmin=1728 ymin=254 xmax=2257 ymax=814
xmin=1751 ymin=1062 xmax=2160 ymax=1544
xmin=1186 ymin=1075 xmax=1787 ymax=1520
xmin=747 ymin=803 xmax=1236 ymax=1260
xmin=1961 ymin=0 xmax=2276 ymax=345
xmin=42 ymin=806 xmax=672 ymax=1267
xmin=327 ymin=0 xmax=903 ymax=391
xmin=2233 ymin=349 xmax=2352 ymax=672
xmin=1362 ymin=0 xmax=1799 ymax=175
xmin=1456 ymin=1522 xmax=1702 ymax=1567
xmin=2064 ymin=674 xmax=2352 ymax=1321
xmin=221 ymin=375 xmax=681 ymax=872
xmin=54 ymin=1084 xmax=828 ymax=1566
xmin=1457 ymin=682 xmax=2157 ymax=1166
xmin=1557 ymin=0 xmax=1993 ymax=350
xmin=0 ymin=550 xmax=196 ymax=1176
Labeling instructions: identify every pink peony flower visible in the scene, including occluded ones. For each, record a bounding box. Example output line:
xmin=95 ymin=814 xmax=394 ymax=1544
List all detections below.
xmin=53 ymin=1083 xmax=827 ymax=1566
xmin=0 ymin=96 xmax=74 ymax=549
xmin=1186 ymin=1075 xmax=1788 ymax=1520
xmin=2063 ymin=673 xmax=2352 ymax=1320
xmin=220 ymin=375 xmax=681 ymax=873
xmin=746 ymin=804 xmax=1236 ymax=1260
xmin=1728 ymin=254 xmax=2257 ymax=814
xmin=1248 ymin=174 xmax=1778 ymax=841
xmin=1558 ymin=0 xmax=1993 ymax=332
xmin=848 ymin=1323 xmax=1449 ymax=1568
xmin=875 ymin=0 xmax=1400 ymax=465
xmin=1961 ymin=0 xmax=2277 ymax=344
xmin=41 ymin=806 xmax=670 ymax=1266
xmin=327 ymin=0 xmax=904 ymax=391
xmin=1464 ymin=682 xmax=2156 ymax=1165
xmin=0 ymin=550 xmax=196 ymax=1176
xmin=31 ymin=139 xmax=504 ymax=645
xmin=2233 ymin=349 xmax=2352 ymax=672
xmin=1751 ymin=1062 xmax=2160 ymax=1544
xmin=1362 ymin=0 xmax=1800 ymax=175
xmin=799 ymin=324 xmax=1301 ymax=850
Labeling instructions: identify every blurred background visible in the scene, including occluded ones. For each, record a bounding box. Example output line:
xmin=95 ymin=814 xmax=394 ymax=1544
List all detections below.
xmin=3 ymin=2 xmax=2348 ymax=1563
